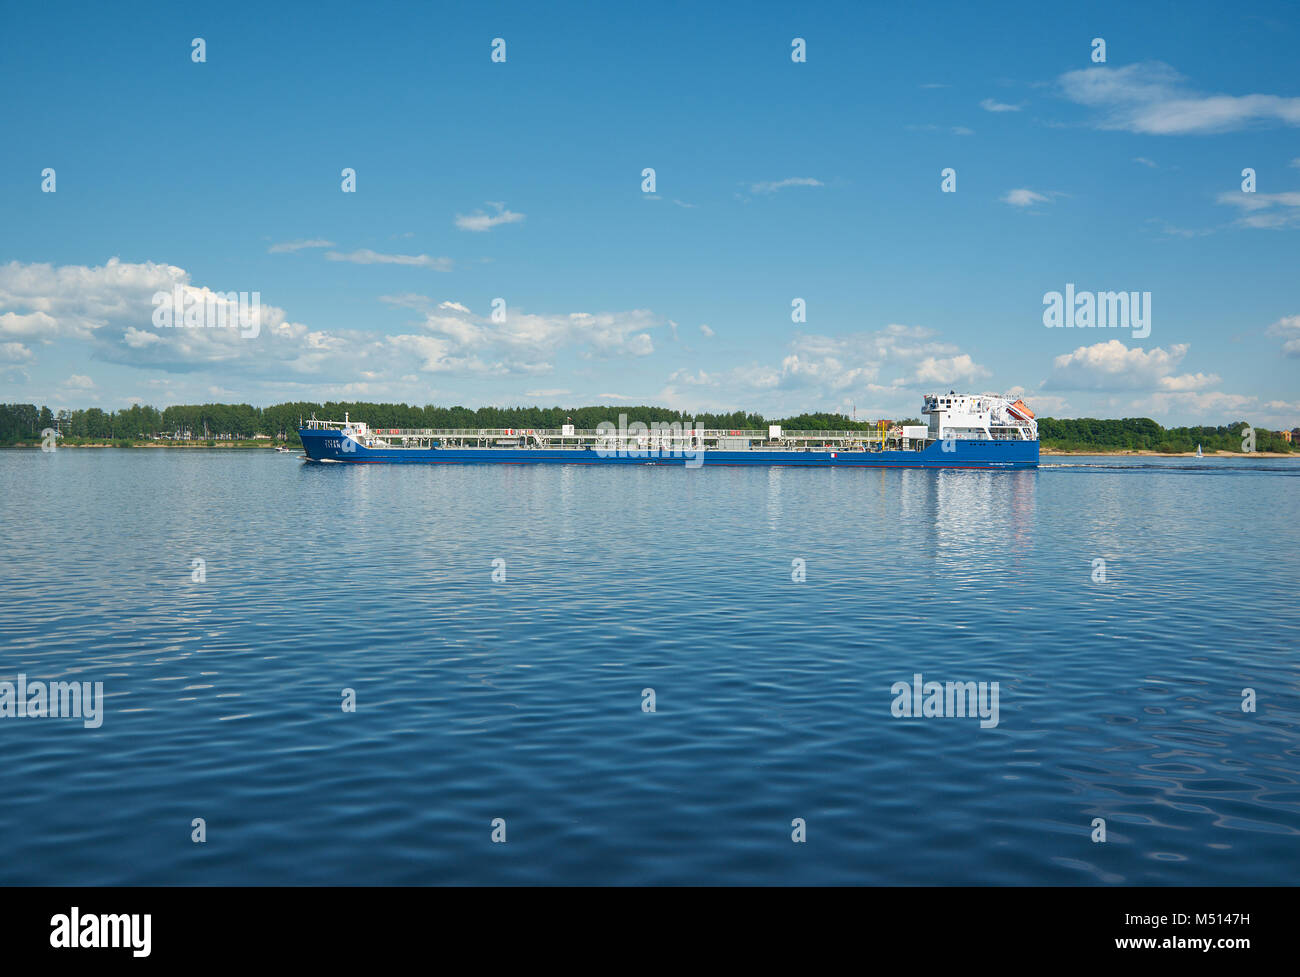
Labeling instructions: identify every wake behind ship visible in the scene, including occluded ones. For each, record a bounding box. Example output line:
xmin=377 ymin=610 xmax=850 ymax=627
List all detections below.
xmin=297 ymin=393 xmax=1039 ymax=469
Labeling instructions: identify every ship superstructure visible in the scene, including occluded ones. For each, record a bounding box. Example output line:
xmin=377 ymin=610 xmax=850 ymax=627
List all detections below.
xmin=923 ymin=392 xmax=1037 ymax=442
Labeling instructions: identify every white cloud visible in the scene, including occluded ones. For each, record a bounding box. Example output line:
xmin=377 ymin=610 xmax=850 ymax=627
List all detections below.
xmin=123 ymin=327 xmax=162 ymax=348
xmin=1002 ymin=188 xmax=1050 ymax=207
xmin=379 ymin=293 xmax=433 ymax=310
xmin=1133 ymin=157 xmax=1158 ymax=168
xmin=914 ymin=353 xmax=990 ymax=386
xmin=0 ymin=310 xmax=59 ymax=339
xmin=1059 ymin=62 xmax=1300 ymax=134
xmin=1258 ymin=399 xmax=1300 ymax=428
xmin=0 ymin=341 xmax=33 ymax=363
xmin=725 ymin=324 xmax=982 ymax=405
xmin=1020 ymin=393 xmax=1073 ymax=416
xmin=62 ymin=374 xmax=95 ymax=391
xmin=268 ymin=239 xmax=335 ymax=253
xmin=384 ymin=334 xmax=504 ymax=376
xmin=454 ymin=202 xmax=526 ymax=232
xmin=1156 ymin=371 xmax=1220 ymax=392
xmin=388 ymin=302 xmax=660 ymax=377
xmin=699 ymin=324 xmax=714 ymax=337
xmin=326 ymin=250 xmax=453 ymax=270
xmin=0 ymin=259 xmax=674 ymax=395
xmin=1131 ymin=389 xmax=1255 ymax=418
xmin=906 ymin=124 xmax=976 ymax=136
xmin=666 ymin=369 xmax=714 ymax=387
xmin=778 ymin=346 xmax=876 ymax=391
xmin=1215 ymin=190 xmax=1300 ymax=228
xmin=1266 ymin=315 xmax=1300 ymax=357
xmin=1047 ymin=340 xmax=1218 ymax=391
xmin=0 ymin=258 xmax=186 ymax=341
xmin=649 ymin=323 xmax=999 ymax=417
xmin=1146 ymin=218 xmax=1215 ymax=238
xmin=980 ymin=98 xmax=1023 ymax=112
xmin=750 ymin=177 xmax=824 ymax=195
xmin=0 ymin=259 xmax=358 ymax=380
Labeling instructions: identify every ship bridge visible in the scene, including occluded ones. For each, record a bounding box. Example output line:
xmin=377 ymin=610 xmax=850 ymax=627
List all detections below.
xmin=922 ymin=393 xmax=1037 ymax=442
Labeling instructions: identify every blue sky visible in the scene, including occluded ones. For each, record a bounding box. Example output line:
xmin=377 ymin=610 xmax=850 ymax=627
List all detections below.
xmin=2 ymin=0 xmax=1298 ymax=425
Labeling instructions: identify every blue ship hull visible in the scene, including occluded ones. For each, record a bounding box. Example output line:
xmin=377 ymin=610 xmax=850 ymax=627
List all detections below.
xmin=299 ymin=428 xmax=1038 ymax=469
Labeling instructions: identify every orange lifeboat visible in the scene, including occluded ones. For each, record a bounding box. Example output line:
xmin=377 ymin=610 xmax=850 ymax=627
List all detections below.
xmin=1008 ymin=399 xmax=1035 ymax=420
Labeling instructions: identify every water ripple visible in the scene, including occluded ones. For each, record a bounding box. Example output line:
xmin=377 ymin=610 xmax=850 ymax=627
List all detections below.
xmin=0 ymin=451 xmax=1297 ymax=883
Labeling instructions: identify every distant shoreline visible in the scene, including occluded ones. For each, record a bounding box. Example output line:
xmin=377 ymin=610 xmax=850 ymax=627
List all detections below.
xmin=1041 ymin=448 xmax=1293 ymax=457
xmin=2 ymin=441 xmax=1293 ymax=458
xmin=1 ymin=441 xmax=288 ymax=450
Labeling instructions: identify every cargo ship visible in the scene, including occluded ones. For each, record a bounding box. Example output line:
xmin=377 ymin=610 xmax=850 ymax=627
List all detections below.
xmin=298 ymin=393 xmax=1038 ymax=469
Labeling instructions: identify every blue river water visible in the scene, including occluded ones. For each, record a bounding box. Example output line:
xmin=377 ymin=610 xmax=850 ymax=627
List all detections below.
xmin=1 ymin=449 xmax=1297 ymax=884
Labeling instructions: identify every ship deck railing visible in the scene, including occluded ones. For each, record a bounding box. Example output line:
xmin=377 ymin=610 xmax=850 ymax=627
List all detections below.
xmin=302 ymin=420 xmax=1035 ymax=444
xmin=303 ymin=421 xmax=899 ymax=440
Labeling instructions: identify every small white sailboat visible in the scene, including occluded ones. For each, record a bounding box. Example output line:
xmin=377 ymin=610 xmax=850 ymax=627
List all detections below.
xmin=1195 ymin=444 xmax=1203 ymax=458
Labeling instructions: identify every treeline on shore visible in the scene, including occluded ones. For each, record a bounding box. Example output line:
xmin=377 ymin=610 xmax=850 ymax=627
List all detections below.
xmin=0 ymin=401 xmax=1293 ymax=452
xmin=1036 ymin=417 xmax=1293 ymax=453
xmin=0 ymin=401 xmax=905 ymax=444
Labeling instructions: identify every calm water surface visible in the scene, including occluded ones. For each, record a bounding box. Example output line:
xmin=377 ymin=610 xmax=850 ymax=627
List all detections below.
xmin=1 ymin=450 xmax=1297 ymax=884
